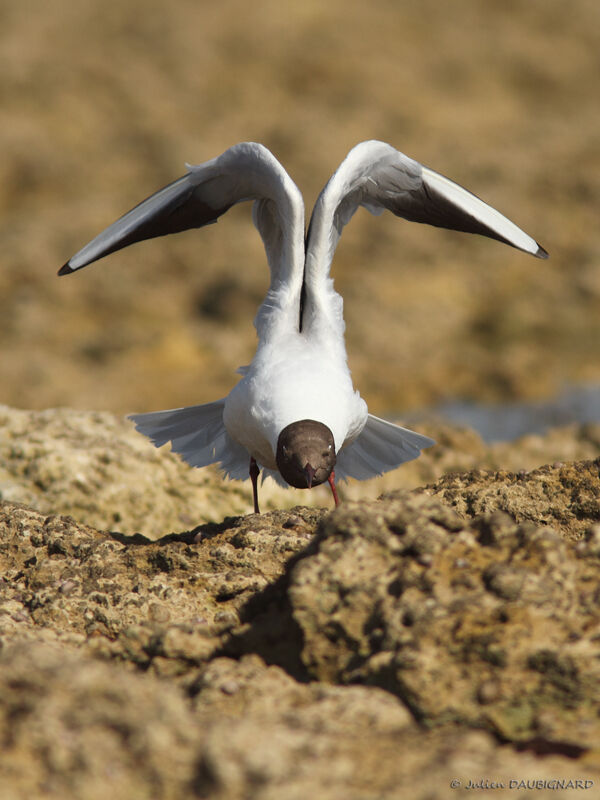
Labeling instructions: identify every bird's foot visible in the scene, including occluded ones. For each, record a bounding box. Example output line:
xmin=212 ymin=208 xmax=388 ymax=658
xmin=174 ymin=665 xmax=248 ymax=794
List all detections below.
xmin=249 ymin=457 xmax=261 ymax=514
xmin=328 ymin=471 xmax=340 ymax=507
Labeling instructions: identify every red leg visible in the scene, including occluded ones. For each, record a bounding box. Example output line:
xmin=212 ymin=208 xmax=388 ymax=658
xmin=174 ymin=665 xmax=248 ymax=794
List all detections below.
xmin=249 ymin=457 xmax=260 ymax=514
xmin=328 ymin=470 xmax=340 ymax=507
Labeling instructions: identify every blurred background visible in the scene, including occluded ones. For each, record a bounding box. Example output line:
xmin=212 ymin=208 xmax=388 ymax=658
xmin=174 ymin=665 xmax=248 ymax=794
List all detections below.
xmin=1 ymin=0 xmax=599 ymax=429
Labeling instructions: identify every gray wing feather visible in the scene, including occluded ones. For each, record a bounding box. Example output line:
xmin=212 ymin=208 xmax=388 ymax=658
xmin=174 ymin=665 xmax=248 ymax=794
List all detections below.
xmin=129 ymin=400 xmax=249 ymax=481
xmin=61 ymin=174 xmax=231 ymax=273
xmin=130 ymin=401 xmax=225 ymax=447
xmin=335 ymin=413 xmax=435 ymax=482
xmin=305 ymin=140 xmax=547 ymax=283
xmin=60 ymin=142 xmax=305 ymax=276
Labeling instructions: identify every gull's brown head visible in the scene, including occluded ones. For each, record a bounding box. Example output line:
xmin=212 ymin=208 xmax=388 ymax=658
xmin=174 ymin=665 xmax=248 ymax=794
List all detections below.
xmin=276 ymin=420 xmax=336 ymax=489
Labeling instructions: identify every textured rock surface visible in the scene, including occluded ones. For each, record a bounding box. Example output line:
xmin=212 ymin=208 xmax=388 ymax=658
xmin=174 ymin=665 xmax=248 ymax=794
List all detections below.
xmin=1 ymin=409 xmax=599 ymax=798
xmin=0 ymin=405 xmax=320 ymax=534
xmin=0 ymin=642 xmax=203 ymax=800
xmin=289 ymin=491 xmax=600 ymax=751
xmin=2 ymin=405 xmax=600 ymax=536
xmin=0 ymin=500 xmax=323 ymax=672
xmin=422 ymin=458 xmax=600 ymax=541
xmin=2 ymin=642 xmax=592 ymax=800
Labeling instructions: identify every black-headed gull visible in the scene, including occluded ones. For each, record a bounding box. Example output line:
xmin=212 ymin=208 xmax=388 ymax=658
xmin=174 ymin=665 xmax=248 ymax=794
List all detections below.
xmin=60 ymin=141 xmax=547 ymax=513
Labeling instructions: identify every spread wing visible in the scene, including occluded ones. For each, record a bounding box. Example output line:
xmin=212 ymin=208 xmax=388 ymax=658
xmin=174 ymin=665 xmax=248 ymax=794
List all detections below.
xmin=304 ymin=139 xmax=547 ymax=297
xmin=59 ymin=142 xmax=306 ymax=299
xmin=129 ymin=400 xmax=249 ymax=481
xmin=335 ymin=413 xmax=435 ymax=482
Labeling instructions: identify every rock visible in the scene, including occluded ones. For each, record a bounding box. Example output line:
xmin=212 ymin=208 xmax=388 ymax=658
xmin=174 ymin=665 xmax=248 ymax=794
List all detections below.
xmin=0 ymin=406 xmax=323 ymax=536
xmin=0 ymin=501 xmax=322 ymax=672
xmin=286 ymin=488 xmax=600 ymax=758
xmin=2 ymin=643 xmax=592 ymax=800
xmin=420 ymin=457 xmax=600 ymax=540
xmin=0 ymin=641 xmax=204 ymax=800
xmin=1 ymin=409 xmax=600 ymax=797
xmin=2 ymin=405 xmax=600 ymax=537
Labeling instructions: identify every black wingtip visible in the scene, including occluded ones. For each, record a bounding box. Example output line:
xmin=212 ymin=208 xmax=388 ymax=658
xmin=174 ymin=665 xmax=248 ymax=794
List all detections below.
xmin=58 ymin=262 xmax=75 ymax=276
xmin=535 ymin=244 xmax=549 ymax=260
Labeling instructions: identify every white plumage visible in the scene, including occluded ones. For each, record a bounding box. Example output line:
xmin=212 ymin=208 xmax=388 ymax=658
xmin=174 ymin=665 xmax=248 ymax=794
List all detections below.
xmin=61 ymin=141 xmax=547 ymax=511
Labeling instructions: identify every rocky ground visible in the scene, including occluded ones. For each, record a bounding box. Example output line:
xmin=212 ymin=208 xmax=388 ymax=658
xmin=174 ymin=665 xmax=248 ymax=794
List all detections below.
xmin=1 ymin=407 xmax=599 ymax=799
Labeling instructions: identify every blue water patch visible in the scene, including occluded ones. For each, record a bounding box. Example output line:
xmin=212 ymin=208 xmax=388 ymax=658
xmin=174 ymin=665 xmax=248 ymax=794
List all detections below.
xmin=407 ymin=384 xmax=600 ymax=443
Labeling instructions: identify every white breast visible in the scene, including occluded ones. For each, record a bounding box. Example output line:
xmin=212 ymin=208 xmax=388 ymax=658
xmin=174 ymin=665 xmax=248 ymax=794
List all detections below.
xmin=223 ymin=332 xmax=368 ymax=469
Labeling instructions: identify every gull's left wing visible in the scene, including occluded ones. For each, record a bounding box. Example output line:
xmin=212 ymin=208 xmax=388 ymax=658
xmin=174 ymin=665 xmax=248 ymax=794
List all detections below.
xmin=335 ymin=413 xmax=435 ymax=482
xmin=304 ymin=140 xmax=548 ymax=292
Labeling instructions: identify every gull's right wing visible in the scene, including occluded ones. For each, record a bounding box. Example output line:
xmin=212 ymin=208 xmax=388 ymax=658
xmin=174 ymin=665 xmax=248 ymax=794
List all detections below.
xmin=59 ymin=142 xmax=306 ymax=303
xmin=129 ymin=400 xmax=249 ymax=481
